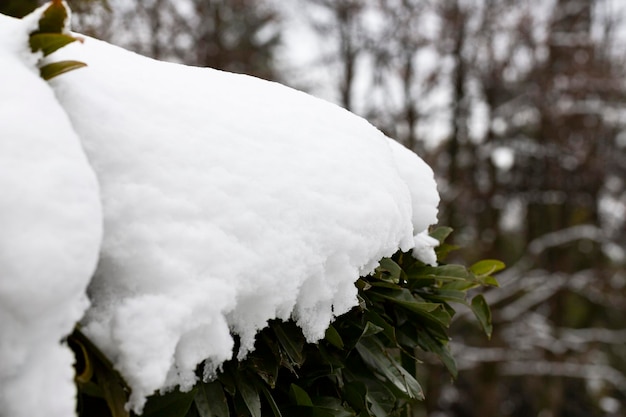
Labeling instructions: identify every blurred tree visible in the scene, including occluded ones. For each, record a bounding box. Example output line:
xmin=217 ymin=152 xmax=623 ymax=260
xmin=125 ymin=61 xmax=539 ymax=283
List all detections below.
xmin=302 ymin=0 xmax=368 ymax=111
xmin=71 ymin=0 xmax=281 ymax=81
xmin=295 ymin=0 xmax=626 ymax=415
xmin=184 ymin=0 xmax=281 ymax=80
xmin=367 ymin=0 xmax=434 ymax=154
xmin=111 ymin=0 xmax=280 ymax=80
xmin=426 ymin=0 xmax=626 ymax=416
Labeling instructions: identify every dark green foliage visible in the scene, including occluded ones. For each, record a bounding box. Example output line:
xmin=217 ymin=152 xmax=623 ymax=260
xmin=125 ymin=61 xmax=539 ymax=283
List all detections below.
xmin=0 ymin=0 xmax=38 ymax=18
xmin=72 ymin=227 xmax=501 ymax=417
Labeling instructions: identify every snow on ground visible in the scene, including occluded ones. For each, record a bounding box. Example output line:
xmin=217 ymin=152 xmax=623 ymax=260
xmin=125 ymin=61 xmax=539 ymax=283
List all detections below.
xmin=1 ymin=2 xmax=439 ymax=415
xmin=0 ymin=11 xmax=102 ymax=417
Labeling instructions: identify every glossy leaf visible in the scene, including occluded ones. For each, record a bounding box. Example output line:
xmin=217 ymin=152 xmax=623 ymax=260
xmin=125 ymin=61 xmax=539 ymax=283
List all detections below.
xmin=376 ymin=258 xmax=405 ymax=283
xmin=272 ymin=322 xmax=305 ymax=367
xmin=325 ymin=324 xmax=344 ymax=349
xmin=435 ymin=243 xmax=460 ymax=261
xmin=470 ymin=260 xmax=504 ymax=287
xmin=261 ymin=386 xmax=283 ymax=417
xmin=360 ymin=321 xmax=384 ymax=339
xmin=343 ymin=381 xmax=367 ymax=410
xmin=194 ymin=381 xmax=229 ymax=417
xmin=470 ymin=259 xmax=505 ymax=277
xmin=34 ymin=0 xmax=68 ymax=34
xmin=417 ymin=332 xmax=457 ymax=378
xmin=361 ymin=377 xmax=397 ymax=417
xmin=429 ymin=226 xmax=453 ymax=244
xmin=416 ymin=265 xmax=473 ymax=282
xmin=30 ymin=33 xmax=79 ymax=56
xmin=141 ymin=388 xmax=197 ymax=417
xmin=425 ymin=289 xmax=467 ymax=305
xmin=290 ymin=383 xmax=314 ymax=407
xmin=40 ymin=60 xmax=87 ymax=80
xmin=235 ymin=374 xmax=262 ymax=417
xmin=356 ymin=337 xmax=424 ymax=400
xmin=68 ymin=336 xmax=93 ymax=384
xmin=471 ymin=294 xmax=493 ymax=338
xmin=312 ymin=397 xmax=354 ymax=417
xmin=363 ymin=310 xmax=396 ymax=344
xmin=369 ymin=287 xmax=437 ymax=312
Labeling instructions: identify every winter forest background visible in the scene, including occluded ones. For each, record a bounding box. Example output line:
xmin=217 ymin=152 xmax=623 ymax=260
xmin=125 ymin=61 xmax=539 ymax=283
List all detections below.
xmin=4 ymin=0 xmax=626 ymax=416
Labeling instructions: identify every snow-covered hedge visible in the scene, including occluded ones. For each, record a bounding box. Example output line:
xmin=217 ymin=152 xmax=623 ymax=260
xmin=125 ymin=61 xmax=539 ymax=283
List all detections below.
xmin=0 ymin=2 xmax=499 ymax=417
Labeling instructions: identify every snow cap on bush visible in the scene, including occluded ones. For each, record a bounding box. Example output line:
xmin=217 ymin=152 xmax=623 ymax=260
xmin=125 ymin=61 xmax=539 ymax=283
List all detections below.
xmin=1 ymin=1 xmax=439 ymax=414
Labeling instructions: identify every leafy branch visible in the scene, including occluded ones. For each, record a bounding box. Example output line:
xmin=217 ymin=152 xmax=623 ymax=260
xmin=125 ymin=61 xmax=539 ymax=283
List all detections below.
xmin=71 ymin=227 xmax=503 ymax=417
xmin=29 ymin=0 xmax=87 ymax=80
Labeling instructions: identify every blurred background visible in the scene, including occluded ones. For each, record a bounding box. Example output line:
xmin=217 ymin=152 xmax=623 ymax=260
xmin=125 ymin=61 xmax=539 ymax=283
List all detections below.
xmin=3 ymin=0 xmax=625 ymax=415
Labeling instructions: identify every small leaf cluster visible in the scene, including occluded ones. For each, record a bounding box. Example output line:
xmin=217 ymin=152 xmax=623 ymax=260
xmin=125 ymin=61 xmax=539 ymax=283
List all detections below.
xmin=28 ymin=0 xmax=86 ymax=80
xmin=71 ymin=227 xmax=503 ymax=417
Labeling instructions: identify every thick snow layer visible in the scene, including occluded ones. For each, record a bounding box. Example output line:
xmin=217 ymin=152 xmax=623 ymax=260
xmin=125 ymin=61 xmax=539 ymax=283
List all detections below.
xmin=0 ymin=12 xmax=102 ymax=417
xmin=1 ymin=2 xmax=439 ymax=413
xmin=44 ymin=34 xmax=439 ymax=411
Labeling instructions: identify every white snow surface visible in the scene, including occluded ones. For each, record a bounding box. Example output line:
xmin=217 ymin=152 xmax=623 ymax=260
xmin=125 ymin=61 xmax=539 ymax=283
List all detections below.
xmin=0 ymin=12 xmax=102 ymax=417
xmin=1 ymin=3 xmax=439 ymax=414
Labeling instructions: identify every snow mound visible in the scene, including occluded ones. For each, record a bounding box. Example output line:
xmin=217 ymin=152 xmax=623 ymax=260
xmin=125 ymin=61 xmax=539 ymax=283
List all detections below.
xmin=1 ymin=2 xmax=439 ymax=413
xmin=0 ymin=12 xmax=102 ymax=417
xmin=45 ymin=35 xmax=439 ymax=411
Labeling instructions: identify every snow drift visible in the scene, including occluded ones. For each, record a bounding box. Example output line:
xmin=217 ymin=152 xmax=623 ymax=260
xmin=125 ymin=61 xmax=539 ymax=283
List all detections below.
xmin=1 ymin=2 xmax=439 ymax=415
xmin=0 ymin=11 xmax=102 ymax=417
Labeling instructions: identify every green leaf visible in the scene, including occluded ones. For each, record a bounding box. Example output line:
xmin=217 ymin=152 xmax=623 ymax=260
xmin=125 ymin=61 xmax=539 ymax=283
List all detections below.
xmin=30 ymin=33 xmax=79 ymax=56
xmin=369 ymin=281 xmax=402 ymax=290
xmin=70 ymin=328 xmax=130 ymax=417
xmin=141 ymin=387 xmax=197 ymax=417
xmin=325 ymin=324 xmax=345 ymax=349
xmin=356 ymin=278 xmax=372 ymax=291
xmin=477 ymin=274 xmax=500 ymax=287
xmin=416 ymin=265 xmax=473 ymax=282
xmin=471 ymin=294 xmax=493 ymax=339
xmin=194 ymin=381 xmax=229 ymax=417
xmin=361 ymin=378 xmax=397 ymax=417
xmin=376 ymin=258 xmax=405 ymax=283
xmin=470 ymin=260 xmax=504 ymax=287
xmin=369 ymin=287 xmax=450 ymax=325
xmin=39 ymin=60 xmax=87 ymax=80
xmin=248 ymin=338 xmax=280 ymax=388
xmin=93 ymin=362 xmax=129 ymax=417
xmin=417 ymin=332 xmax=457 ymax=378
xmin=235 ymin=374 xmax=262 ymax=417
xmin=435 ymin=243 xmax=460 ymax=261
xmin=343 ymin=381 xmax=367 ymax=410
xmin=261 ymin=386 xmax=284 ymax=417
xmin=424 ymin=289 xmax=467 ymax=305
xmin=440 ymin=280 xmax=479 ymax=292
xmin=429 ymin=226 xmax=453 ymax=244
xmin=355 ymin=337 xmax=423 ymax=400
xmin=312 ymin=397 xmax=354 ymax=417
xmin=363 ymin=311 xmax=396 ymax=344
xmin=272 ymin=322 xmax=305 ymax=367
xmin=34 ymin=0 xmax=68 ymax=34
xmin=360 ymin=322 xmax=384 ymax=339
xmin=469 ymin=259 xmax=505 ymax=277
xmin=290 ymin=383 xmax=314 ymax=407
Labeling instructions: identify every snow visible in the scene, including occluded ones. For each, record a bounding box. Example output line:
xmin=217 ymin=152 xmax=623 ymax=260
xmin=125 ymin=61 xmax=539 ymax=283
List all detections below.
xmin=1 ymin=2 xmax=439 ymax=415
xmin=0 ymin=11 xmax=102 ymax=417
